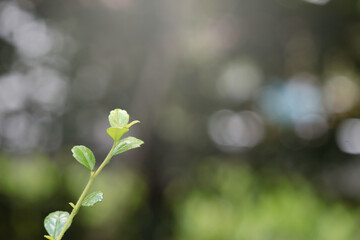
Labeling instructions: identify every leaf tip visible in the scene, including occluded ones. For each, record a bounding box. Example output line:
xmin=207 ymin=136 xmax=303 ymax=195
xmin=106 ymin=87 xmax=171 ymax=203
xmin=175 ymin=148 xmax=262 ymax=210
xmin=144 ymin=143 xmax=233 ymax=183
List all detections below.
xmin=126 ymin=120 xmax=140 ymax=128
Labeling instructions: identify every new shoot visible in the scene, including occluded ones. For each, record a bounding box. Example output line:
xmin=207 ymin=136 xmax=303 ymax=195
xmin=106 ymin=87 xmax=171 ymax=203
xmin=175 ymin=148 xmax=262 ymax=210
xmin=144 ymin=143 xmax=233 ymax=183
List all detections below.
xmin=43 ymin=109 xmax=143 ymax=240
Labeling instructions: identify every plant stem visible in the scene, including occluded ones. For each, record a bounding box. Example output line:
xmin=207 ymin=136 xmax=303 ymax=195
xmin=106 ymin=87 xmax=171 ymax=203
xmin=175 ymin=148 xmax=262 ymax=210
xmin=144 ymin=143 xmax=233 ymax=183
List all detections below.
xmin=93 ymin=142 xmax=117 ymax=178
xmin=55 ymin=143 xmax=117 ymax=240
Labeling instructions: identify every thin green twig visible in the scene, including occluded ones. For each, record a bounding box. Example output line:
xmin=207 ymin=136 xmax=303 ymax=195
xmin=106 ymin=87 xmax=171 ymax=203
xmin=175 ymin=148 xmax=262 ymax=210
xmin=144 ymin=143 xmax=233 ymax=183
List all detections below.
xmin=55 ymin=143 xmax=116 ymax=240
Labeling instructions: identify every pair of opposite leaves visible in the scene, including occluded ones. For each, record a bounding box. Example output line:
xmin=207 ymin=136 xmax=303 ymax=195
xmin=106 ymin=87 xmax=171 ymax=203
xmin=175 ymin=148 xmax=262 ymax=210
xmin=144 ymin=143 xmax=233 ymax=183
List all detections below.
xmin=72 ymin=109 xmax=143 ymax=171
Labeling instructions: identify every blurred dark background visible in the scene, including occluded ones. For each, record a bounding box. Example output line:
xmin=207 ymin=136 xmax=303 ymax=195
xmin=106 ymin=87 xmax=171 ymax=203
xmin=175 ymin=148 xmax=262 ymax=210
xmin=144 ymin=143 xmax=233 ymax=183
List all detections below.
xmin=1 ymin=0 xmax=360 ymax=239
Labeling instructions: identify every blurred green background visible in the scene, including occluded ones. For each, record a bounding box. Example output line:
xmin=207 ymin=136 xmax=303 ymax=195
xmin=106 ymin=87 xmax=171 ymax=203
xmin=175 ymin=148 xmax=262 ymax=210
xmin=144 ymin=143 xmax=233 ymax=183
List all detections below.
xmin=1 ymin=0 xmax=360 ymax=239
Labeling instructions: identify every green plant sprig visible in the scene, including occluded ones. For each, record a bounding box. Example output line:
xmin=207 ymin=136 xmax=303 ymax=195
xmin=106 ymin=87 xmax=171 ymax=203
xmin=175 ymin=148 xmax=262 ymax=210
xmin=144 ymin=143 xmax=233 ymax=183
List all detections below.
xmin=43 ymin=109 xmax=144 ymax=240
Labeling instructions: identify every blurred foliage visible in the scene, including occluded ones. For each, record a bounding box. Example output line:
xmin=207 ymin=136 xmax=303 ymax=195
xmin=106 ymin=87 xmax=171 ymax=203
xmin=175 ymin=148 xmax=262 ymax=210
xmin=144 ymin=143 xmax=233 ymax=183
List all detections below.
xmin=170 ymin=162 xmax=360 ymax=240
xmin=0 ymin=154 xmax=59 ymax=202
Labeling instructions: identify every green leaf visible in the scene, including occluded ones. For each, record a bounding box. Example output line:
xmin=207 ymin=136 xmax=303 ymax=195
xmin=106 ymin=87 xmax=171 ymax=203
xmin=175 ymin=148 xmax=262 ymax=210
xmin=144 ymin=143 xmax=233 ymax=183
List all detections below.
xmin=82 ymin=191 xmax=104 ymax=207
xmin=112 ymin=137 xmax=144 ymax=156
xmin=71 ymin=145 xmax=96 ymax=171
xmin=127 ymin=120 xmax=140 ymax=128
xmin=109 ymin=109 xmax=129 ymax=128
xmin=106 ymin=127 xmax=129 ymax=142
xmin=44 ymin=211 xmax=71 ymax=239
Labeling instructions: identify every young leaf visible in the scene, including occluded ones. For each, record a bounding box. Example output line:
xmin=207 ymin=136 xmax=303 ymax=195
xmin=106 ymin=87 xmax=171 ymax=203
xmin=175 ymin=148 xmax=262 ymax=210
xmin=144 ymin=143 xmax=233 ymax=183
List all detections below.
xmin=109 ymin=109 xmax=129 ymax=128
xmin=71 ymin=145 xmax=96 ymax=171
xmin=82 ymin=191 xmax=104 ymax=207
xmin=127 ymin=120 xmax=140 ymax=128
xmin=112 ymin=137 xmax=144 ymax=156
xmin=44 ymin=211 xmax=71 ymax=239
xmin=106 ymin=127 xmax=129 ymax=142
